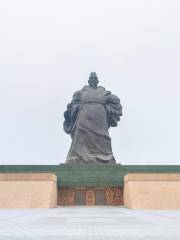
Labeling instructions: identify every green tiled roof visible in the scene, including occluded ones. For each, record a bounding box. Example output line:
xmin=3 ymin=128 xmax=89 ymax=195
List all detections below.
xmin=0 ymin=164 xmax=180 ymax=187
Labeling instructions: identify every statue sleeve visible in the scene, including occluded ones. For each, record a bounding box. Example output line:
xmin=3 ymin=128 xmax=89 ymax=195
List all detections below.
xmin=63 ymin=91 xmax=81 ymax=134
xmin=104 ymin=91 xmax=122 ymax=128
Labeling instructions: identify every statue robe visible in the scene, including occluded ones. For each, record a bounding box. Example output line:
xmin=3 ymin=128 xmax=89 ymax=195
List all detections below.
xmin=63 ymin=85 xmax=122 ymax=164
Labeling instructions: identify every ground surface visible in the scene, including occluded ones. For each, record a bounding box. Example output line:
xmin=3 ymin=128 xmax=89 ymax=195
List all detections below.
xmin=0 ymin=207 xmax=180 ymax=239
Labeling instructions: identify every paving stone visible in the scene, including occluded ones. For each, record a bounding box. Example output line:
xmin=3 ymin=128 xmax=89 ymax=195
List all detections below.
xmin=0 ymin=207 xmax=180 ymax=239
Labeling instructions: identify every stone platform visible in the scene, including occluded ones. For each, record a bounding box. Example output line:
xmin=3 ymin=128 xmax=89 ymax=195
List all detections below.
xmin=0 ymin=173 xmax=57 ymax=208
xmin=0 ymin=165 xmax=180 ymax=209
xmin=124 ymin=173 xmax=180 ymax=209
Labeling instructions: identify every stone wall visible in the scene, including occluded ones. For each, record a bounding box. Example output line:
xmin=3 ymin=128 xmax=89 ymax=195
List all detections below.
xmin=124 ymin=173 xmax=180 ymax=209
xmin=0 ymin=173 xmax=57 ymax=208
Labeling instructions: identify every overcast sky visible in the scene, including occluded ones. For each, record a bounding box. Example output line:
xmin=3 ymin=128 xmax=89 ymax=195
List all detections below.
xmin=0 ymin=0 xmax=180 ymax=165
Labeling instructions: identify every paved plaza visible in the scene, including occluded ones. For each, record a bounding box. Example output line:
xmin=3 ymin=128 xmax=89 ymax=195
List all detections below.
xmin=0 ymin=207 xmax=180 ymax=239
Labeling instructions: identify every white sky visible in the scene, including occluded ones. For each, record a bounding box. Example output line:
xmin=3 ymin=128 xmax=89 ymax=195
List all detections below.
xmin=0 ymin=0 xmax=180 ymax=165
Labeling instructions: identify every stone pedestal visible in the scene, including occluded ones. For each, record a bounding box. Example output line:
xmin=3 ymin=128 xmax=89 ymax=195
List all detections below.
xmin=124 ymin=173 xmax=180 ymax=209
xmin=1 ymin=165 xmax=180 ymax=209
xmin=0 ymin=173 xmax=57 ymax=208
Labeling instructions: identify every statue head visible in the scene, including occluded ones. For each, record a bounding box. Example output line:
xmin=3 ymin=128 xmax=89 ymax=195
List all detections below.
xmin=88 ymin=72 xmax=99 ymax=88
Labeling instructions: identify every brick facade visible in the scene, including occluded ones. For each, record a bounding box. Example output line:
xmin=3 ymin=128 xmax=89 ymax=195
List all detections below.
xmin=58 ymin=187 xmax=123 ymax=206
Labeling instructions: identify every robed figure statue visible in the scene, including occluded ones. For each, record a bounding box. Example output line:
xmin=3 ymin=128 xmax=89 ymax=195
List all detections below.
xmin=63 ymin=72 xmax=122 ymax=164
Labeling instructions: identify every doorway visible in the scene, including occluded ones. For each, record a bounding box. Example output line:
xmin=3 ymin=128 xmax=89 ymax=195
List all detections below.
xmin=95 ymin=189 xmax=106 ymax=205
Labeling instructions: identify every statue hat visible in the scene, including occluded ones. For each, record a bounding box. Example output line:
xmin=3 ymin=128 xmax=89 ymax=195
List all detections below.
xmin=89 ymin=72 xmax=98 ymax=80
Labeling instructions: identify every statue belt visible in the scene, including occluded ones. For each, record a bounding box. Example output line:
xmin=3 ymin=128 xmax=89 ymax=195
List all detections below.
xmin=81 ymin=102 xmax=104 ymax=105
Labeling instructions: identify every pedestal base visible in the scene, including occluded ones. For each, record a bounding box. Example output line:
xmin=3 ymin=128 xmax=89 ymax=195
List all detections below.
xmin=0 ymin=173 xmax=57 ymax=208
xmin=124 ymin=173 xmax=180 ymax=209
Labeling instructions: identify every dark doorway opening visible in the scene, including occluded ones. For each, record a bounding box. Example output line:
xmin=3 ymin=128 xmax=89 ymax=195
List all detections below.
xmin=75 ymin=189 xmax=85 ymax=205
xmin=95 ymin=189 xmax=106 ymax=205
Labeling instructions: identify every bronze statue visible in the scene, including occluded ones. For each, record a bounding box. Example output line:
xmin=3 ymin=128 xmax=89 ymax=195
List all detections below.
xmin=63 ymin=72 xmax=122 ymax=164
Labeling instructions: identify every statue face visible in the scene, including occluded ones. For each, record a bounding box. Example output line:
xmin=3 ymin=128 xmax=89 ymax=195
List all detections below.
xmin=88 ymin=77 xmax=99 ymax=88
